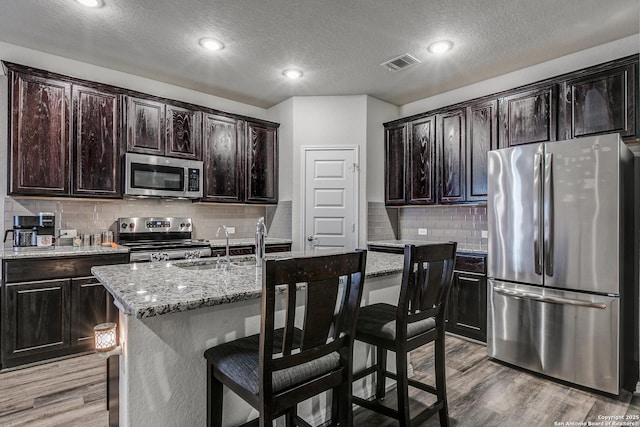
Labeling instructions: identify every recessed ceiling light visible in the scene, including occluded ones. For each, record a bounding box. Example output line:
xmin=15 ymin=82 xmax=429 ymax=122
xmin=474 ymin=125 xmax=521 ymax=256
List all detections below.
xmin=199 ymin=38 xmax=225 ymax=51
xmin=282 ymin=69 xmax=303 ymax=79
xmin=76 ymin=0 xmax=104 ymax=7
xmin=428 ymin=40 xmax=453 ymax=54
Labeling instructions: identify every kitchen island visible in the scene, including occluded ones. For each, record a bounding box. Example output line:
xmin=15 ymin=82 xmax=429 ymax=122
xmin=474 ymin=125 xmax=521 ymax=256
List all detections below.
xmin=92 ymin=251 xmax=405 ymax=427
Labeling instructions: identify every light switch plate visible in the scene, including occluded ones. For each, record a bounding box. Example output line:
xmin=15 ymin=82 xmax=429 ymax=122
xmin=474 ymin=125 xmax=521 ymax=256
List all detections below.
xmin=418 ymin=228 xmax=427 ymax=235
xmin=226 ymin=227 xmax=236 ymax=234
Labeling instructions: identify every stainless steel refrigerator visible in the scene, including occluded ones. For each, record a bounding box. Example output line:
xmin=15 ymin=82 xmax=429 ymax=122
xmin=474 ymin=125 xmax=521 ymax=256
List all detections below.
xmin=487 ymin=133 xmax=638 ymax=394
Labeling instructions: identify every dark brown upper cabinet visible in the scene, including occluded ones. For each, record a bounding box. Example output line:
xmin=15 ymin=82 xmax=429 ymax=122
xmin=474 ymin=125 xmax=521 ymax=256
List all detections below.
xmin=166 ymin=104 xmax=202 ymax=160
xmin=245 ymin=121 xmax=278 ymax=204
xmin=126 ymin=97 xmax=202 ymax=160
xmin=558 ymin=62 xmax=637 ymax=141
xmin=466 ymin=99 xmax=498 ymax=201
xmin=408 ymin=116 xmax=436 ymax=204
xmin=9 ymin=72 xmax=71 ymax=195
xmin=499 ymin=85 xmax=557 ymax=147
xmin=437 ymin=110 xmax=466 ymax=204
xmin=125 ymin=96 xmax=165 ymax=156
xmin=384 ymin=123 xmax=407 ymax=205
xmin=72 ymin=85 xmax=121 ymax=198
xmin=202 ymin=114 xmax=244 ymax=202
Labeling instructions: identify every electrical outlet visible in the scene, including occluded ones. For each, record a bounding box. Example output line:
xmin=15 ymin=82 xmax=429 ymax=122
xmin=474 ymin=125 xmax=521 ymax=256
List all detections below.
xmin=481 ymin=230 xmax=488 ymax=238
xmin=226 ymin=226 xmax=236 ymax=234
xmin=59 ymin=229 xmax=77 ymax=238
xmin=418 ymin=228 xmax=427 ymax=235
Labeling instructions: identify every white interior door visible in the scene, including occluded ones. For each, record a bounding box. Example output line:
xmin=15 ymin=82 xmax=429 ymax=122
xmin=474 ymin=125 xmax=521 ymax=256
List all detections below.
xmin=303 ymin=147 xmax=358 ymax=251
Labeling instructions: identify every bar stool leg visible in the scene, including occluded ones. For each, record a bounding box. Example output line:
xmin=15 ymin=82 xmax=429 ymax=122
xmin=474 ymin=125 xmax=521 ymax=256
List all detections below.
xmin=395 ymin=348 xmax=411 ymax=426
xmin=435 ymin=330 xmax=450 ymax=427
xmin=375 ymin=346 xmax=387 ymax=400
xmin=207 ymin=363 xmax=223 ymax=427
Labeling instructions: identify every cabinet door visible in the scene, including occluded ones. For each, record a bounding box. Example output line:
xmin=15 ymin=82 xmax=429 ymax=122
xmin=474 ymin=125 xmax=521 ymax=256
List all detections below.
xmin=559 ymin=63 xmax=637 ymax=141
xmin=448 ymin=272 xmax=487 ymax=342
xmin=126 ymin=96 xmax=165 ymax=155
xmin=499 ymin=85 xmax=557 ymax=147
xmin=72 ymin=85 xmax=121 ymax=197
xmin=438 ymin=110 xmax=466 ymax=203
xmin=3 ymin=279 xmax=70 ymax=363
xmin=166 ymin=104 xmax=202 ymax=160
xmin=384 ymin=123 xmax=407 ymax=205
xmin=408 ymin=116 xmax=436 ymax=204
xmin=202 ymin=114 xmax=244 ymax=202
xmin=466 ymin=100 xmax=498 ymax=201
xmin=70 ymin=276 xmax=107 ymax=349
xmin=10 ymin=72 xmax=70 ymax=195
xmin=245 ymin=122 xmax=278 ymax=203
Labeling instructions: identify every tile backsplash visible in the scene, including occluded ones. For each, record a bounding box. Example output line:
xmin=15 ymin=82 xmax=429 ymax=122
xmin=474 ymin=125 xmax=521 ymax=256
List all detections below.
xmin=4 ymin=197 xmax=293 ymax=247
xmin=367 ymin=202 xmax=488 ymax=252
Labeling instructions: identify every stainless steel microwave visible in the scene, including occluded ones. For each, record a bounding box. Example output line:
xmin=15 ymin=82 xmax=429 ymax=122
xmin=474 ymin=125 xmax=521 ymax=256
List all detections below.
xmin=124 ymin=153 xmax=203 ymax=199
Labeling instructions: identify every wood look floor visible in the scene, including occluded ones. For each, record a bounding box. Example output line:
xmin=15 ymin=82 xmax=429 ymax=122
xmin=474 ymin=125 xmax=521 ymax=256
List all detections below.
xmin=0 ymin=354 xmax=108 ymax=427
xmin=0 ymin=336 xmax=637 ymax=426
xmin=354 ymin=335 xmax=640 ymax=426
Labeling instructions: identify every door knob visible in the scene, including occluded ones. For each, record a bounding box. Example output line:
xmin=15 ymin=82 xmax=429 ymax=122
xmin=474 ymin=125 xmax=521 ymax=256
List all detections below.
xmin=307 ymin=235 xmax=318 ymax=242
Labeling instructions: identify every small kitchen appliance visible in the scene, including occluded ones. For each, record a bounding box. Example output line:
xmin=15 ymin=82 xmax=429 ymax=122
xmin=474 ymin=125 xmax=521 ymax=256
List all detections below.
xmin=124 ymin=153 xmax=203 ymax=199
xmin=3 ymin=213 xmax=56 ymax=248
xmin=117 ymin=217 xmax=211 ymax=262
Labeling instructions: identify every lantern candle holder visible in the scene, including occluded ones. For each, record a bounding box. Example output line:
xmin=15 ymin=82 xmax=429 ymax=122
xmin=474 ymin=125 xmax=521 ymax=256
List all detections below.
xmin=94 ymin=322 xmax=121 ymax=358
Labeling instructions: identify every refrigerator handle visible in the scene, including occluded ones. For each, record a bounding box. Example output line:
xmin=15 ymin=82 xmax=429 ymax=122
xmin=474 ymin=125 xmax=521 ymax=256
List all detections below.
xmin=493 ymin=287 xmax=607 ymax=309
xmin=533 ymin=152 xmax=543 ymax=275
xmin=544 ymin=153 xmax=554 ymax=277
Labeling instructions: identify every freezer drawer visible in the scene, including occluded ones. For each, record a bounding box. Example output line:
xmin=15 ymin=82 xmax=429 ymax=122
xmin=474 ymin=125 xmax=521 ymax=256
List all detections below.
xmin=487 ymin=280 xmax=620 ymax=394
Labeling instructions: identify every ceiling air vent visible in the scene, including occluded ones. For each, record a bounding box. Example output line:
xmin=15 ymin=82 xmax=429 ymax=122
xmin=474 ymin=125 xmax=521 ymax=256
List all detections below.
xmin=381 ymin=53 xmax=421 ymax=71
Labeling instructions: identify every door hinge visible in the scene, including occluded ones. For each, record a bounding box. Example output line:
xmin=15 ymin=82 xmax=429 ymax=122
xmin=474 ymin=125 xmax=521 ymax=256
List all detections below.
xmin=350 ymin=163 xmax=360 ymax=172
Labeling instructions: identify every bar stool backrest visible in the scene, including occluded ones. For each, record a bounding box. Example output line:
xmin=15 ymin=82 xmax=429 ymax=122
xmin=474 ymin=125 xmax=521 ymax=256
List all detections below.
xmin=398 ymin=243 xmax=457 ymax=338
xmin=259 ymin=249 xmax=368 ymax=406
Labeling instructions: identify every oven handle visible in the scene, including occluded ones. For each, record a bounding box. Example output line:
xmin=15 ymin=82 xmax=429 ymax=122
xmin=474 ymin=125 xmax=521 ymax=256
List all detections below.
xmin=493 ymin=287 xmax=607 ymax=309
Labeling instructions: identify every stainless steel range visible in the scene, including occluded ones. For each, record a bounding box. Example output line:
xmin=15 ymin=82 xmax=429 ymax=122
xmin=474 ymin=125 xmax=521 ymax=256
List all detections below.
xmin=117 ymin=217 xmax=212 ymax=262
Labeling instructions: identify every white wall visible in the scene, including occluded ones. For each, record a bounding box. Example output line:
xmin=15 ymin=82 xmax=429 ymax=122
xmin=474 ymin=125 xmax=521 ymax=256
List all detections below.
xmin=267 ymin=97 xmax=294 ymax=201
xmin=270 ymin=96 xmax=368 ymax=250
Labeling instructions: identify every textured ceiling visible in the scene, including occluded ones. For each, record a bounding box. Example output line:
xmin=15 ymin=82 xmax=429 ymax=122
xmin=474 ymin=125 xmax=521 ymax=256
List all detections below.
xmin=0 ymin=0 xmax=638 ymax=108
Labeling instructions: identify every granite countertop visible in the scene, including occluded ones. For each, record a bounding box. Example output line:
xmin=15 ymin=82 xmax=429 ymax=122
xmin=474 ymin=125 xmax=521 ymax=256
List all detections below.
xmin=367 ymin=240 xmax=487 ymax=254
xmin=207 ymin=237 xmax=292 ymax=248
xmin=92 ymin=251 xmax=404 ymax=319
xmin=1 ymin=244 xmax=130 ymax=259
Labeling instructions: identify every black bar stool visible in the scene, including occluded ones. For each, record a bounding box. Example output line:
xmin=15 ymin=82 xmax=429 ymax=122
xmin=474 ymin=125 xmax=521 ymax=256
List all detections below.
xmin=353 ymin=242 xmax=457 ymax=426
xmin=204 ymin=249 xmax=367 ymax=427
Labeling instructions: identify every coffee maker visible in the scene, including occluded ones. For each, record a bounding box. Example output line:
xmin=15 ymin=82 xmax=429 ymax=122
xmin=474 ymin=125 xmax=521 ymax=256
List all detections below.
xmin=4 ymin=213 xmax=56 ymax=248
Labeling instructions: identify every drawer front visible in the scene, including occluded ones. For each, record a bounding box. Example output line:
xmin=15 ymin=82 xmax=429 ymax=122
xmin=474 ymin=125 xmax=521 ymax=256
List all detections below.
xmin=4 ymin=253 xmax=129 ymax=283
xmin=454 ymin=253 xmax=486 ymax=274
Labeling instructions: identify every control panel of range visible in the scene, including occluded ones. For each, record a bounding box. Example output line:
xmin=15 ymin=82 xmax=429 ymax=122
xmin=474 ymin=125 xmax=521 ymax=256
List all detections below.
xmin=118 ymin=217 xmax=193 ymax=234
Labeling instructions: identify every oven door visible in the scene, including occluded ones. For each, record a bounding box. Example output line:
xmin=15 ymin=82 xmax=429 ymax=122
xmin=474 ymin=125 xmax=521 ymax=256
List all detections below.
xmin=125 ymin=153 xmax=202 ymax=198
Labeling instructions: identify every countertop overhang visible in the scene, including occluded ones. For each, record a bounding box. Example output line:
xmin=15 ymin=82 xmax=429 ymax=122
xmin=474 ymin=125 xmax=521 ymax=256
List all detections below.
xmin=92 ymin=251 xmax=404 ymax=319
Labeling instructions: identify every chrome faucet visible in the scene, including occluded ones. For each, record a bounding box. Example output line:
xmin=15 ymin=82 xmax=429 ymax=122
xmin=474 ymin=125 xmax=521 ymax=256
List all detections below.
xmin=255 ymin=217 xmax=267 ymax=265
xmin=216 ymin=225 xmax=231 ymax=266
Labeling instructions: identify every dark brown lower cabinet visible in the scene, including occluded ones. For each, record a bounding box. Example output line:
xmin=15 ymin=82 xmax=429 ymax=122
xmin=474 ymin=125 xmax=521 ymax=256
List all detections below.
xmin=4 ymin=279 xmax=70 ymax=362
xmin=1 ymin=253 xmax=128 ymax=369
xmin=71 ymin=276 xmax=109 ymax=348
xmin=445 ymin=253 xmax=487 ymax=342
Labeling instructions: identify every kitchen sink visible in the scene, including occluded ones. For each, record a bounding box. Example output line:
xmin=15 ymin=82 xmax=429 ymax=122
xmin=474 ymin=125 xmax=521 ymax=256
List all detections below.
xmin=177 ymin=259 xmax=259 ymax=270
